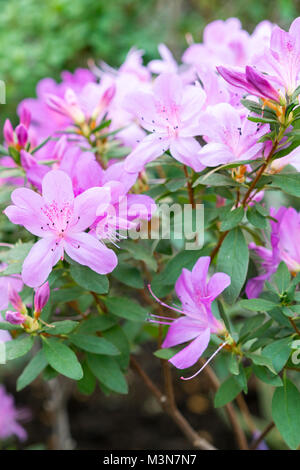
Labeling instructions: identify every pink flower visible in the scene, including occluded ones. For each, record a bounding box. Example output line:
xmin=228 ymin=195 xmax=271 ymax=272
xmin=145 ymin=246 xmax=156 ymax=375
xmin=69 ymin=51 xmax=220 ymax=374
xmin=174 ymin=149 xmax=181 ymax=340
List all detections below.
xmin=198 ymin=103 xmax=268 ymax=166
xmin=253 ymin=17 xmax=300 ymax=95
xmin=4 ymin=170 xmax=117 ymax=287
xmin=149 ymin=257 xmax=230 ymax=378
xmin=124 ymin=73 xmax=206 ymax=173
xmin=0 ymin=386 xmax=28 ymax=441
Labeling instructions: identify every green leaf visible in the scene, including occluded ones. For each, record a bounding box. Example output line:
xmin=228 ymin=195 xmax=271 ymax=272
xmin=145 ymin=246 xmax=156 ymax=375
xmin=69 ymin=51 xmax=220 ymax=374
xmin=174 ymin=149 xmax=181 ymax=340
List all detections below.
xmin=69 ymin=334 xmax=120 ymax=355
xmin=245 ymin=352 xmax=276 ymax=374
xmin=272 ymin=378 xmax=300 ymax=449
xmin=5 ymin=335 xmax=34 ymax=361
xmin=228 ymin=354 xmax=239 ymax=375
xmin=102 ymin=325 xmax=130 ymax=371
xmin=272 ymin=262 xmax=290 ymax=293
xmin=0 ymin=322 xmax=22 ymax=331
xmin=214 ymin=376 xmax=244 ymax=407
xmin=238 ymin=313 xmax=266 ymax=343
xmin=240 ymin=298 xmax=278 ymax=312
xmin=42 ymin=337 xmax=83 ymax=380
xmin=77 ymin=316 xmax=117 ymax=334
xmin=247 ymin=206 xmax=267 ymax=229
xmin=43 ymin=320 xmax=79 ymax=335
xmin=77 ymin=362 xmax=96 ymax=395
xmin=86 ymin=354 xmax=128 ymax=394
xmin=253 ymin=364 xmax=283 ymax=387
xmin=271 ymin=174 xmax=300 ymax=197
xmin=121 ymin=241 xmax=157 ymax=271
xmin=216 ymin=228 xmax=249 ymax=304
xmin=70 ymin=263 xmax=109 ymax=294
xmin=154 ymin=348 xmax=177 ymax=360
xmin=111 ymin=263 xmax=144 ymax=288
xmin=263 ymin=337 xmax=292 ymax=373
xmin=220 ymin=207 xmax=244 ymax=232
xmin=193 ymin=173 xmax=238 ymax=187
xmin=17 ymin=350 xmax=48 ymax=391
xmin=104 ymin=297 xmax=148 ymax=322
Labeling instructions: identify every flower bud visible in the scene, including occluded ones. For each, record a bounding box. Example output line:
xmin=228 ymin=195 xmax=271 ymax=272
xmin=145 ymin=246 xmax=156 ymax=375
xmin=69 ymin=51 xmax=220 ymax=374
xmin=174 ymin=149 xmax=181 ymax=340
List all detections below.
xmin=3 ymin=119 xmax=14 ymax=145
xmin=5 ymin=310 xmax=26 ymax=325
xmin=16 ymin=124 xmax=28 ymax=147
xmin=8 ymin=286 xmax=26 ymax=315
xmin=34 ymin=281 xmax=50 ymax=316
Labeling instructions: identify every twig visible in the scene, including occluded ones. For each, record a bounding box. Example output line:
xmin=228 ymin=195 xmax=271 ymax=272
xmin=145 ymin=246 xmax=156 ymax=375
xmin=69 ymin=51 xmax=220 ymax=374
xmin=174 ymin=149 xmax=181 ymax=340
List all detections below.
xmin=236 ymin=393 xmax=256 ymax=434
xmin=210 ymin=231 xmax=229 ymax=262
xmin=289 ymin=318 xmax=300 ymax=336
xmin=130 ymin=356 xmax=216 ymax=450
xmin=183 ymin=165 xmax=195 ymax=209
xmin=199 ymin=359 xmax=249 ymax=450
xmin=249 ymin=421 xmax=275 ymax=450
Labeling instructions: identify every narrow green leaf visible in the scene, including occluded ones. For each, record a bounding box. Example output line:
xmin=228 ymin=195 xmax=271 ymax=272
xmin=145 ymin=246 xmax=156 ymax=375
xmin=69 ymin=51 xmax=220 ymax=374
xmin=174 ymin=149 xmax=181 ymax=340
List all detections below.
xmin=272 ymin=378 xmax=300 ymax=449
xmin=69 ymin=334 xmax=120 ymax=355
xmin=42 ymin=338 xmax=83 ymax=380
xmin=87 ymin=354 xmax=128 ymax=394
xmin=17 ymin=350 xmax=48 ymax=391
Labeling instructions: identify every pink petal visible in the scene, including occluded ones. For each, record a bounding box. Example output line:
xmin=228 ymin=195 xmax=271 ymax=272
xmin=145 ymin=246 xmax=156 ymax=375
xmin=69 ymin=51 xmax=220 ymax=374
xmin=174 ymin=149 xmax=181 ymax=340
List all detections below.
xmin=22 ymin=238 xmax=63 ymax=287
xmin=71 ymin=187 xmax=111 ymax=232
xmin=170 ymin=137 xmax=205 ymax=171
xmin=191 ymin=256 xmax=211 ymax=294
xmin=153 ymin=73 xmax=183 ymax=109
xmin=207 ymin=272 xmax=231 ymax=300
xmin=42 ymin=170 xmax=74 ymax=206
xmin=169 ymin=328 xmax=211 ymax=369
xmin=198 ymin=142 xmax=235 ymax=166
xmin=64 ymin=232 xmax=117 ymax=275
xmin=124 ymin=134 xmax=169 ymax=173
xmin=162 ymin=317 xmax=205 ymax=348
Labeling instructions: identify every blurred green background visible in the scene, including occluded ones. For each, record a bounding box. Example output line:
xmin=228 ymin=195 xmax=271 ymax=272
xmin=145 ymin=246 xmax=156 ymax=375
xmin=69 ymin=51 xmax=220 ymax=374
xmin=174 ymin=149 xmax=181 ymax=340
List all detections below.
xmin=0 ymin=0 xmax=299 ymax=122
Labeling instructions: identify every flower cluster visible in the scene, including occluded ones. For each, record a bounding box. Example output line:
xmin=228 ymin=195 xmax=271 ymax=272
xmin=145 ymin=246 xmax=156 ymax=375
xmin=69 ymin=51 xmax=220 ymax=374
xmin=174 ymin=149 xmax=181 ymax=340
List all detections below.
xmin=1 ymin=15 xmax=300 ymax=451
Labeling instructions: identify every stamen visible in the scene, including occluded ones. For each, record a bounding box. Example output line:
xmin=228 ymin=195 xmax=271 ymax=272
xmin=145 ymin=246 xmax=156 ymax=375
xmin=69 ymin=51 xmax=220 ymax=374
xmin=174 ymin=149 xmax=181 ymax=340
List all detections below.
xmin=148 ymin=284 xmax=186 ymax=315
xmin=180 ymin=341 xmax=228 ymax=381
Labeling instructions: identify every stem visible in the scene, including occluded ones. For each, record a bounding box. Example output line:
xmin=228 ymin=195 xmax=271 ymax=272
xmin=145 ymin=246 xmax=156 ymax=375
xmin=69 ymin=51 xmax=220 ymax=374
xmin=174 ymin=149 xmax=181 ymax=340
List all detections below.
xmin=242 ymin=140 xmax=279 ymax=208
xmin=130 ymin=356 xmax=216 ymax=450
xmin=199 ymin=359 xmax=249 ymax=450
xmin=289 ymin=318 xmax=300 ymax=336
xmin=210 ymin=230 xmax=229 ymax=262
xmin=249 ymin=421 xmax=275 ymax=450
xmin=236 ymin=393 xmax=256 ymax=434
xmin=183 ymin=165 xmax=195 ymax=209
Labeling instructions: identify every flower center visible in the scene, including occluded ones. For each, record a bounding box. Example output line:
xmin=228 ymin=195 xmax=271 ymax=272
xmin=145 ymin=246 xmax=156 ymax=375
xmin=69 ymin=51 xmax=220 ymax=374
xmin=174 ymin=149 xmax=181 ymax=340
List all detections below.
xmin=41 ymin=201 xmax=73 ymax=236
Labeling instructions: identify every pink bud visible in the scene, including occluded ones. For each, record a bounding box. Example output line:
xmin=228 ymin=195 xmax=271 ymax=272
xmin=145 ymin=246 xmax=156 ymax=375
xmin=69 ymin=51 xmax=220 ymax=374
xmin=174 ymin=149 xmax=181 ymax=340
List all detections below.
xmin=5 ymin=310 xmax=26 ymax=325
xmin=53 ymin=136 xmax=67 ymax=162
xmin=34 ymin=282 xmax=50 ymax=314
xmin=20 ymin=150 xmax=36 ymax=170
xmin=8 ymin=286 xmax=24 ymax=312
xmin=19 ymin=106 xmax=31 ymax=129
xmin=102 ymin=84 xmax=116 ymax=107
xmin=3 ymin=119 xmax=14 ymax=145
xmin=16 ymin=124 xmax=28 ymax=147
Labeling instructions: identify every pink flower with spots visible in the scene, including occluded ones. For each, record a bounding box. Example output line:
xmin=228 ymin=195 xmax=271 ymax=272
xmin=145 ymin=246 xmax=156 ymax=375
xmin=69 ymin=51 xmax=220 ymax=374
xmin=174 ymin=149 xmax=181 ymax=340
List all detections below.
xmin=4 ymin=170 xmax=117 ymax=287
xmin=148 ymin=256 xmax=230 ymax=379
xmin=124 ymin=73 xmax=206 ymax=173
xmin=197 ymin=103 xmax=269 ymax=166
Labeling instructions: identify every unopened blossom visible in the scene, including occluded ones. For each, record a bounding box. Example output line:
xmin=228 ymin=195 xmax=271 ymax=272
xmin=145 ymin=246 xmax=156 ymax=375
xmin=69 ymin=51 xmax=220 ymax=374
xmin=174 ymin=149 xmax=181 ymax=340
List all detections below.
xmin=149 ymin=257 xmax=230 ymax=376
xmin=217 ymin=65 xmax=281 ymax=102
xmin=0 ymin=386 xmax=28 ymax=441
xmin=34 ymin=281 xmax=50 ymax=316
xmin=124 ymin=73 xmax=206 ymax=173
xmin=5 ymin=310 xmax=26 ymax=325
xmin=4 ymin=170 xmax=117 ymax=287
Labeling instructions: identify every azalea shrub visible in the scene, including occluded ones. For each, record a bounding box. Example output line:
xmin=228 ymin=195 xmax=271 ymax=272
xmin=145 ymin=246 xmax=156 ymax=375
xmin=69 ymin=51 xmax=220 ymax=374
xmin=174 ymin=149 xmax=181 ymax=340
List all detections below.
xmin=1 ymin=16 xmax=300 ymax=450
